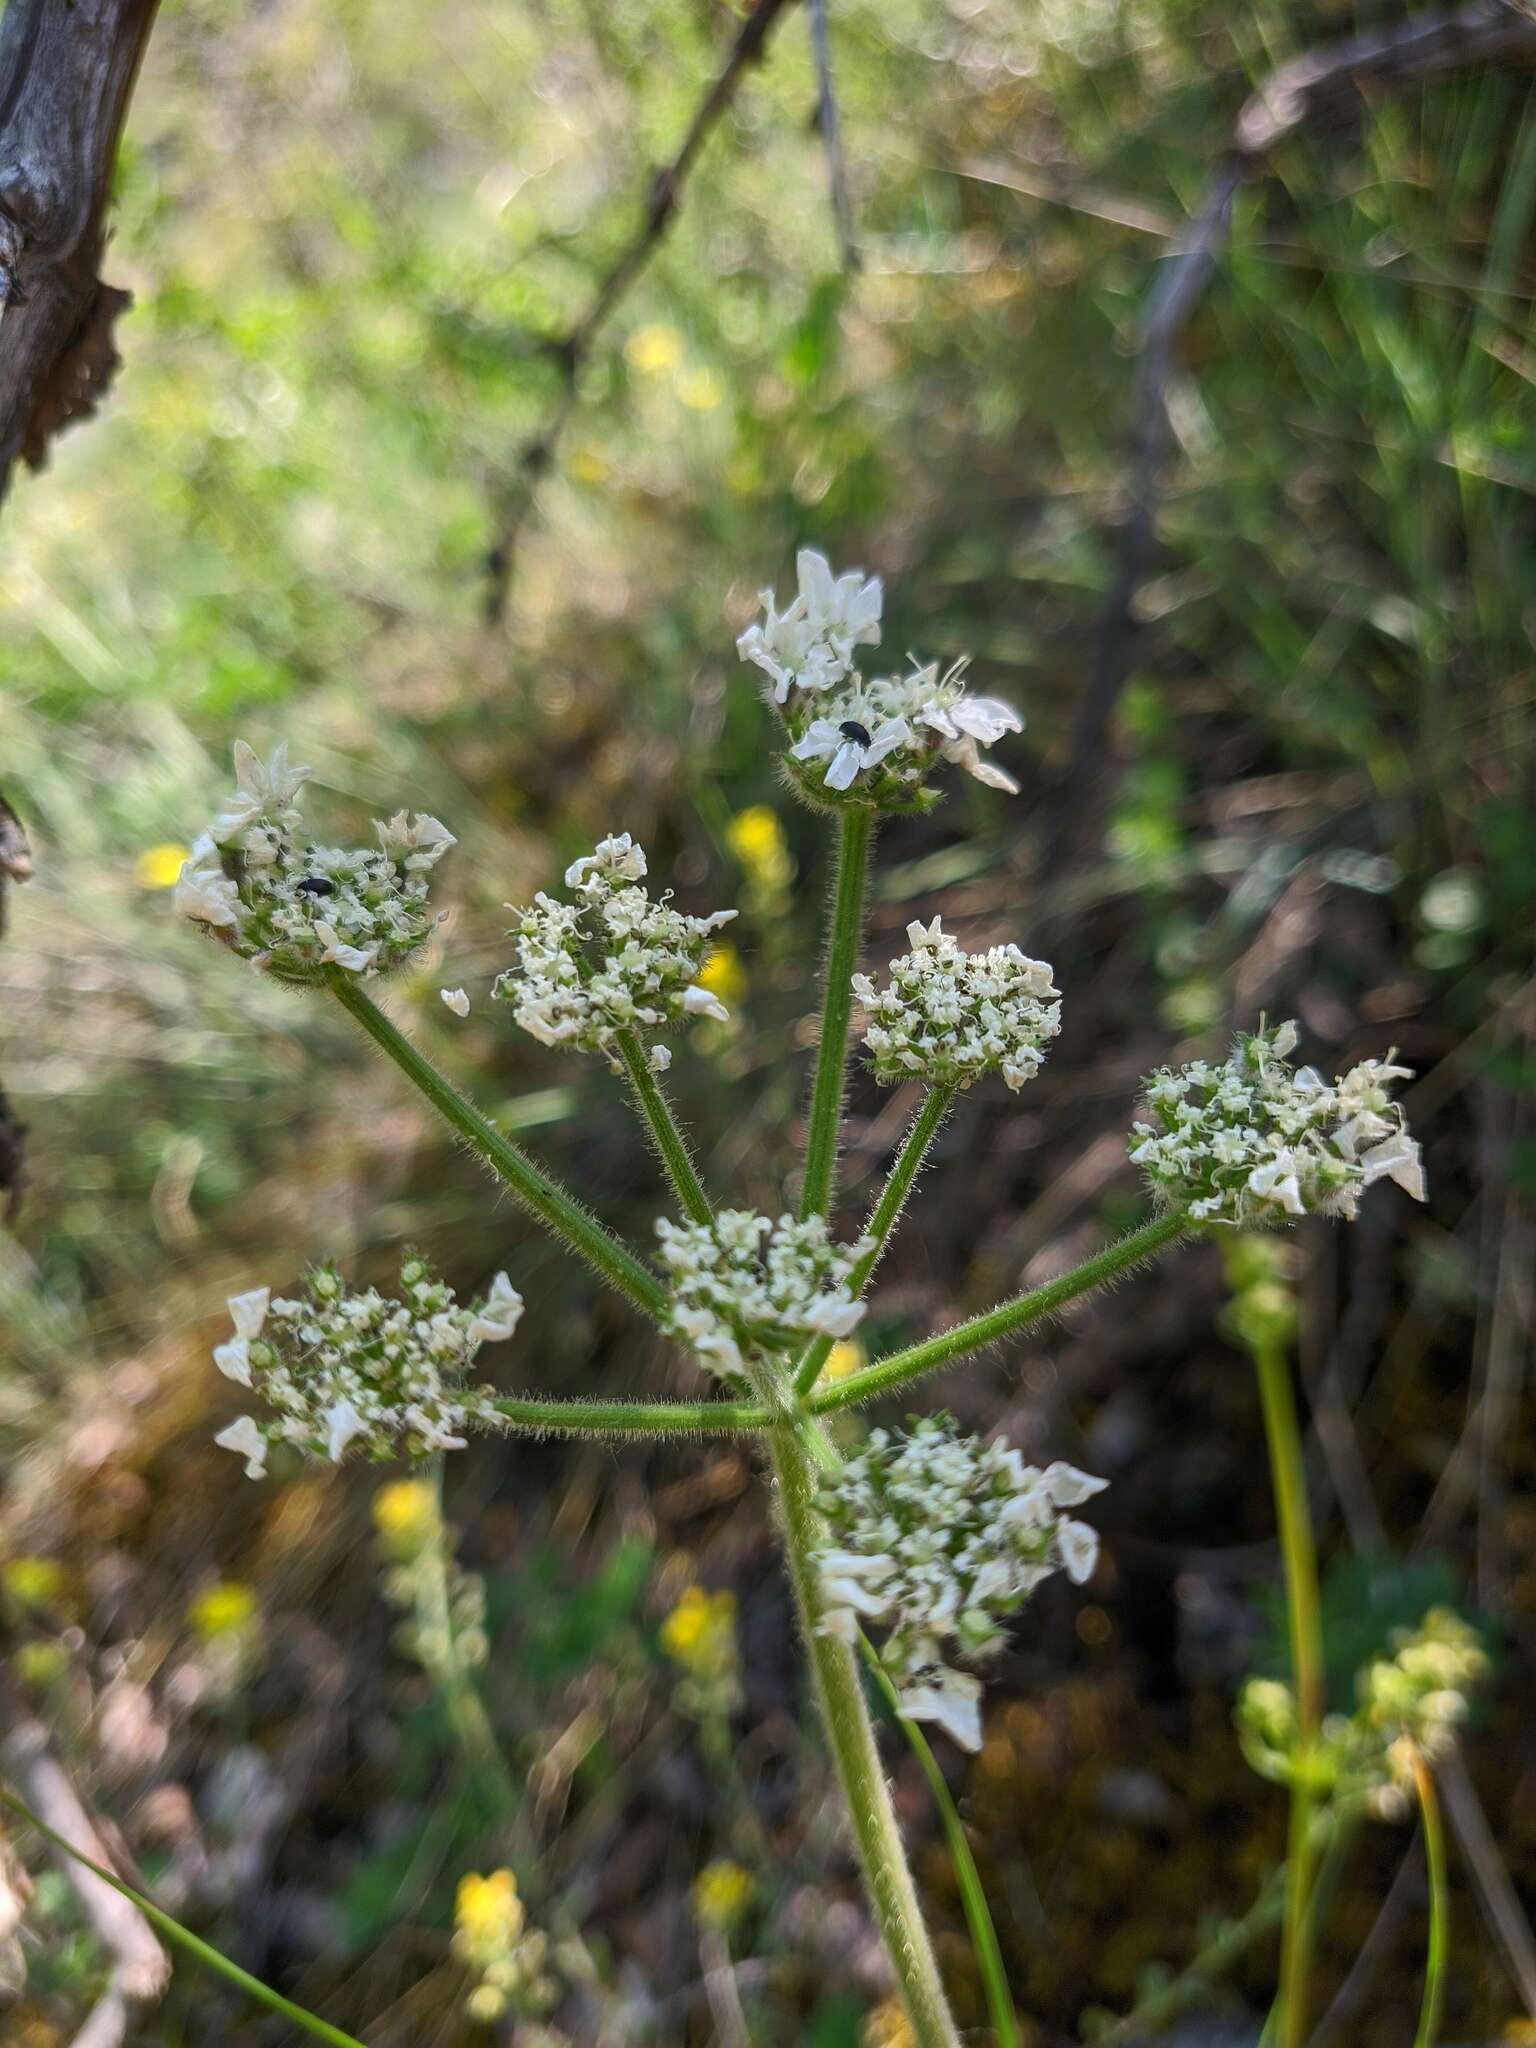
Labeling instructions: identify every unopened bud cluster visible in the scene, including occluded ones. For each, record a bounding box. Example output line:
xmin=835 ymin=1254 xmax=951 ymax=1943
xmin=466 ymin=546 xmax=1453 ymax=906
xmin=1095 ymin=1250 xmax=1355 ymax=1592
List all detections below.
xmin=176 ymin=741 xmax=453 ymax=980
xmin=453 ymin=1870 xmax=557 ymax=2026
xmin=212 ymin=1260 xmax=522 ymax=1479
xmin=656 ymin=1209 xmax=872 ymax=1382
xmin=815 ymin=1416 xmax=1107 ymax=1751
xmin=854 ymin=916 xmax=1060 ymax=1092
xmin=1238 ymin=1608 xmax=1487 ymax=1816
xmin=372 ymin=1480 xmax=489 ymax=1675
xmin=736 ymin=550 xmax=1023 ymax=809
xmin=493 ymin=834 xmax=736 ymax=1072
xmin=1129 ymin=1022 xmax=1426 ymax=1227
xmin=660 ymin=1583 xmax=742 ymax=1718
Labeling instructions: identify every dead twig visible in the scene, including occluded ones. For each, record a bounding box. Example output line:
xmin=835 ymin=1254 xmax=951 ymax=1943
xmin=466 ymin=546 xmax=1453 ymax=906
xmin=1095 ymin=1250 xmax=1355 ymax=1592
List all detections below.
xmin=806 ymin=0 xmax=859 ymax=274
xmin=1058 ymin=0 xmax=1536 ymax=845
xmin=0 ymin=790 xmax=32 ymax=1216
xmin=0 ymin=0 xmax=159 ymax=505
xmin=483 ymin=0 xmax=799 ymax=625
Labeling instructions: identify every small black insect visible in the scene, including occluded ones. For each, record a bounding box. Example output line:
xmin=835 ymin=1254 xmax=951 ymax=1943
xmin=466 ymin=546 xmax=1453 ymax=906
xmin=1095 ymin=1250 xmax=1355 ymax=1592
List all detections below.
xmin=838 ymin=720 xmax=872 ymax=748
xmin=296 ymin=876 xmax=336 ymax=897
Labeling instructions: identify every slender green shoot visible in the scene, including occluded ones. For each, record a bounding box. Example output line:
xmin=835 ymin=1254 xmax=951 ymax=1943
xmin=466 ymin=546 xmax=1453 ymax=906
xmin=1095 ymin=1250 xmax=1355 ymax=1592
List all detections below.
xmin=801 ymin=807 xmax=873 ymax=1220
xmin=1252 ymin=1339 xmax=1326 ymax=2048
xmin=795 ymin=1081 xmax=956 ymax=1394
xmin=615 ymin=1027 xmax=713 ymax=1225
xmin=808 ymin=1213 xmax=1188 ymax=1414
xmin=859 ymin=1636 xmax=1023 ymax=2048
xmin=1412 ymin=1751 xmax=1449 ymax=2048
xmin=492 ymin=1392 xmax=768 ymax=1435
xmin=328 ymin=973 xmax=666 ymax=1321
xmin=0 ymin=1785 xmax=370 ymax=2048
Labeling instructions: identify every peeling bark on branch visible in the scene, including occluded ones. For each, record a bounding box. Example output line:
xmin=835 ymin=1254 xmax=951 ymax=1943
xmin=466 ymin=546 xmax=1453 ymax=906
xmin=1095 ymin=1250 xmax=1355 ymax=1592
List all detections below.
xmin=0 ymin=0 xmax=158 ymax=504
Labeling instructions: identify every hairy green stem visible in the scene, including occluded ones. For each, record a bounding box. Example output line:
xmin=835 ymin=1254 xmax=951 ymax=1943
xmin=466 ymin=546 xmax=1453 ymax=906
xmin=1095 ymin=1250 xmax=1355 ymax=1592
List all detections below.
xmin=1252 ymin=1340 xmax=1326 ymax=2048
xmin=795 ymin=1082 xmax=956 ymax=1394
xmin=615 ymin=1028 xmax=713 ymax=1225
xmin=328 ymin=974 xmax=665 ymax=1321
xmin=491 ymin=1393 xmax=768 ymax=1435
xmin=809 ymin=1213 xmax=1187 ymax=1414
xmin=801 ymin=807 xmax=873 ymax=1220
xmin=859 ymin=1637 xmax=1022 ymax=2048
xmin=1412 ymin=1753 xmax=1449 ymax=2048
xmin=768 ymin=1412 xmax=961 ymax=2047
xmin=0 ymin=1785 xmax=369 ymax=2047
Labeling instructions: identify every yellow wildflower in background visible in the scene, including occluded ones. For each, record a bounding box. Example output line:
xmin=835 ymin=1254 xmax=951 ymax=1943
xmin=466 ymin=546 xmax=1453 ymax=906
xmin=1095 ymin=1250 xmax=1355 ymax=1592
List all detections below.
xmin=819 ymin=1339 xmax=865 ymax=1385
xmin=189 ymin=1580 xmax=258 ymax=1639
xmin=727 ymin=805 xmax=793 ymax=896
xmin=2 ymin=1557 xmax=64 ymax=1609
xmin=454 ymin=1869 xmax=525 ymax=1968
xmin=677 ymin=365 xmax=724 ymax=411
xmin=14 ymin=1641 xmax=68 ymax=1688
xmin=693 ymin=1858 xmax=753 ymax=1929
xmin=696 ymin=944 xmax=747 ymax=1008
xmin=135 ymin=842 xmax=191 ymax=889
xmin=863 ymin=1997 xmax=917 ymax=2047
xmin=660 ymin=1584 xmax=738 ymax=1685
xmin=372 ymin=1477 xmax=440 ymax=1557
xmin=625 ymin=323 xmax=683 ymax=374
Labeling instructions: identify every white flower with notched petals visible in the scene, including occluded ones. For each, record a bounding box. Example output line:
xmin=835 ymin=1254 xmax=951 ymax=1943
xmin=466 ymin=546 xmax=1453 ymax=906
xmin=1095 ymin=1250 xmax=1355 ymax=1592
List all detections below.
xmin=854 ymin=916 xmax=1060 ymax=1093
xmin=657 ymin=1210 xmax=873 ymax=1384
xmin=815 ymin=1416 xmax=1108 ymax=1751
xmin=495 ymin=835 xmax=737 ymax=1069
xmin=181 ymin=742 xmax=451 ymax=983
xmin=1130 ymin=1023 xmax=1425 ymax=1228
xmin=736 ymin=548 xmax=883 ymax=703
xmin=790 ymin=712 xmax=912 ymax=792
xmin=916 ymin=686 xmax=1024 ymax=794
xmin=208 ymin=1258 xmax=520 ymax=1478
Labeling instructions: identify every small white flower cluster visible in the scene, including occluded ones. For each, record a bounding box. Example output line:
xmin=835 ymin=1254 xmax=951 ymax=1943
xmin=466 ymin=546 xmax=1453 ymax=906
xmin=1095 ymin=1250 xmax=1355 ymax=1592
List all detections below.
xmin=735 ymin=550 xmax=1023 ymax=808
xmin=176 ymin=741 xmax=453 ymax=981
xmin=493 ymin=834 xmax=737 ymax=1072
xmin=655 ymin=1209 xmax=873 ymax=1381
xmin=212 ymin=1258 xmax=522 ymax=1479
xmin=815 ymin=1416 xmax=1107 ymax=1751
xmin=854 ymin=916 xmax=1061 ymax=1092
xmin=1129 ymin=1021 xmax=1426 ymax=1226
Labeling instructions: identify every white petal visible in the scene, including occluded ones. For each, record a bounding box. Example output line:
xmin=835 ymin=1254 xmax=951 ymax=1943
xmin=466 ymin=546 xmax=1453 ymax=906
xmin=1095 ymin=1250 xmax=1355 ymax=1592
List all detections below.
xmin=213 ymin=1337 xmax=252 ymax=1387
xmin=823 ymin=742 xmax=865 ymax=792
xmin=468 ymin=1272 xmax=524 ymax=1344
xmin=324 ymin=1399 xmax=367 ymax=1463
xmin=227 ymin=1287 xmax=270 ymax=1340
xmin=949 ymin=695 xmax=1023 ymax=743
xmin=648 ymin=1043 xmax=673 ymax=1073
xmin=1042 ymin=1460 xmax=1109 ymax=1507
xmin=789 ymin=721 xmax=841 ymax=763
xmin=897 ymin=1669 xmax=984 ymax=1752
xmin=214 ymin=1416 xmax=268 ymax=1479
xmin=1057 ymin=1518 xmax=1101 ymax=1585
xmin=682 ymin=984 xmax=730 ymax=1022
xmin=862 ymin=717 xmax=911 ymax=766
xmin=439 ymin=986 xmax=471 ymax=1018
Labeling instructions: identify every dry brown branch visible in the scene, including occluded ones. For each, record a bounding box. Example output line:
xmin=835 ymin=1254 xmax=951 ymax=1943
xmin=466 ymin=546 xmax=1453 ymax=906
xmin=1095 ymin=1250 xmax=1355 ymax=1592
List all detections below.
xmin=0 ymin=0 xmax=159 ymax=505
xmin=0 ymin=1700 xmax=171 ymax=2042
xmin=0 ymin=789 xmax=32 ymax=1215
xmin=483 ymin=0 xmax=799 ymax=625
xmin=1061 ymin=0 xmax=1536 ymax=832
xmin=807 ymin=0 xmax=859 ymax=274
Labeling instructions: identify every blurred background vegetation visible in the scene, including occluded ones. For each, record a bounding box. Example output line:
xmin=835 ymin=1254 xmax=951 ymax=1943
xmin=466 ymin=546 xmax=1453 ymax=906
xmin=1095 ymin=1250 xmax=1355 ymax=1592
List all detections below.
xmin=1 ymin=0 xmax=1534 ymax=2039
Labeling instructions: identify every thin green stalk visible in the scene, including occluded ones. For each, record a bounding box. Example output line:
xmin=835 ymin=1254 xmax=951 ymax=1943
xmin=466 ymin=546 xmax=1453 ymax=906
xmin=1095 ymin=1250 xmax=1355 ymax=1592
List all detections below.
xmin=859 ymin=1638 xmax=1022 ymax=2048
xmin=328 ymin=973 xmax=665 ymax=1321
xmin=795 ymin=1082 xmax=956 ymax=1394
xmin=809 ymin=1214 xmax=1187 ymax=1414
xmin=492 ymin=1393 xmax=768 ymax=1435
xmin=0 ymin=1785 xmax=369 ymax=2047
xmin=1252 ymin=1340 xmax=1325 ymax=2048
xmin=801 ymin=807 xmax=873 ymax=1221
xmin=416 ymin=1466 xmax=519 ymax=1815
xmin=767 ymin=1413 xmax=961 ymax=2048
xmin=615 ymin=1027 xmax=713 ymax=1225
xmin=1412 ymin=1752 xmax=1449 ymax=2048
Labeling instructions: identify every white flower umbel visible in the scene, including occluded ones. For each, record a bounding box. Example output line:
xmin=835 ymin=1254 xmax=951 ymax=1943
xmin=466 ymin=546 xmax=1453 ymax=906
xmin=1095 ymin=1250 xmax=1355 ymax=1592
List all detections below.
xmin=854 ymin=916 xmax=1061 ymax=1092
xmin=1129 ymin=1022 xmax=1426 ymax=1227
xmin=736 ymin=548 xmax=883 ymax=703
xmin=176 ymin=741 xmax=454 ymax=983
xmin=211 ymin=1258 xmax=522 ymax=1478
xmin=736 ymin=556 xmax=1023 ymax=811
xmin=815 ymin=1416 xmax=1107 ymax=1751
xmin=492 ymin=833 xmax=737 ymax=1069
xmin=655 ymin=1209 xmax=873 ymax=1382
